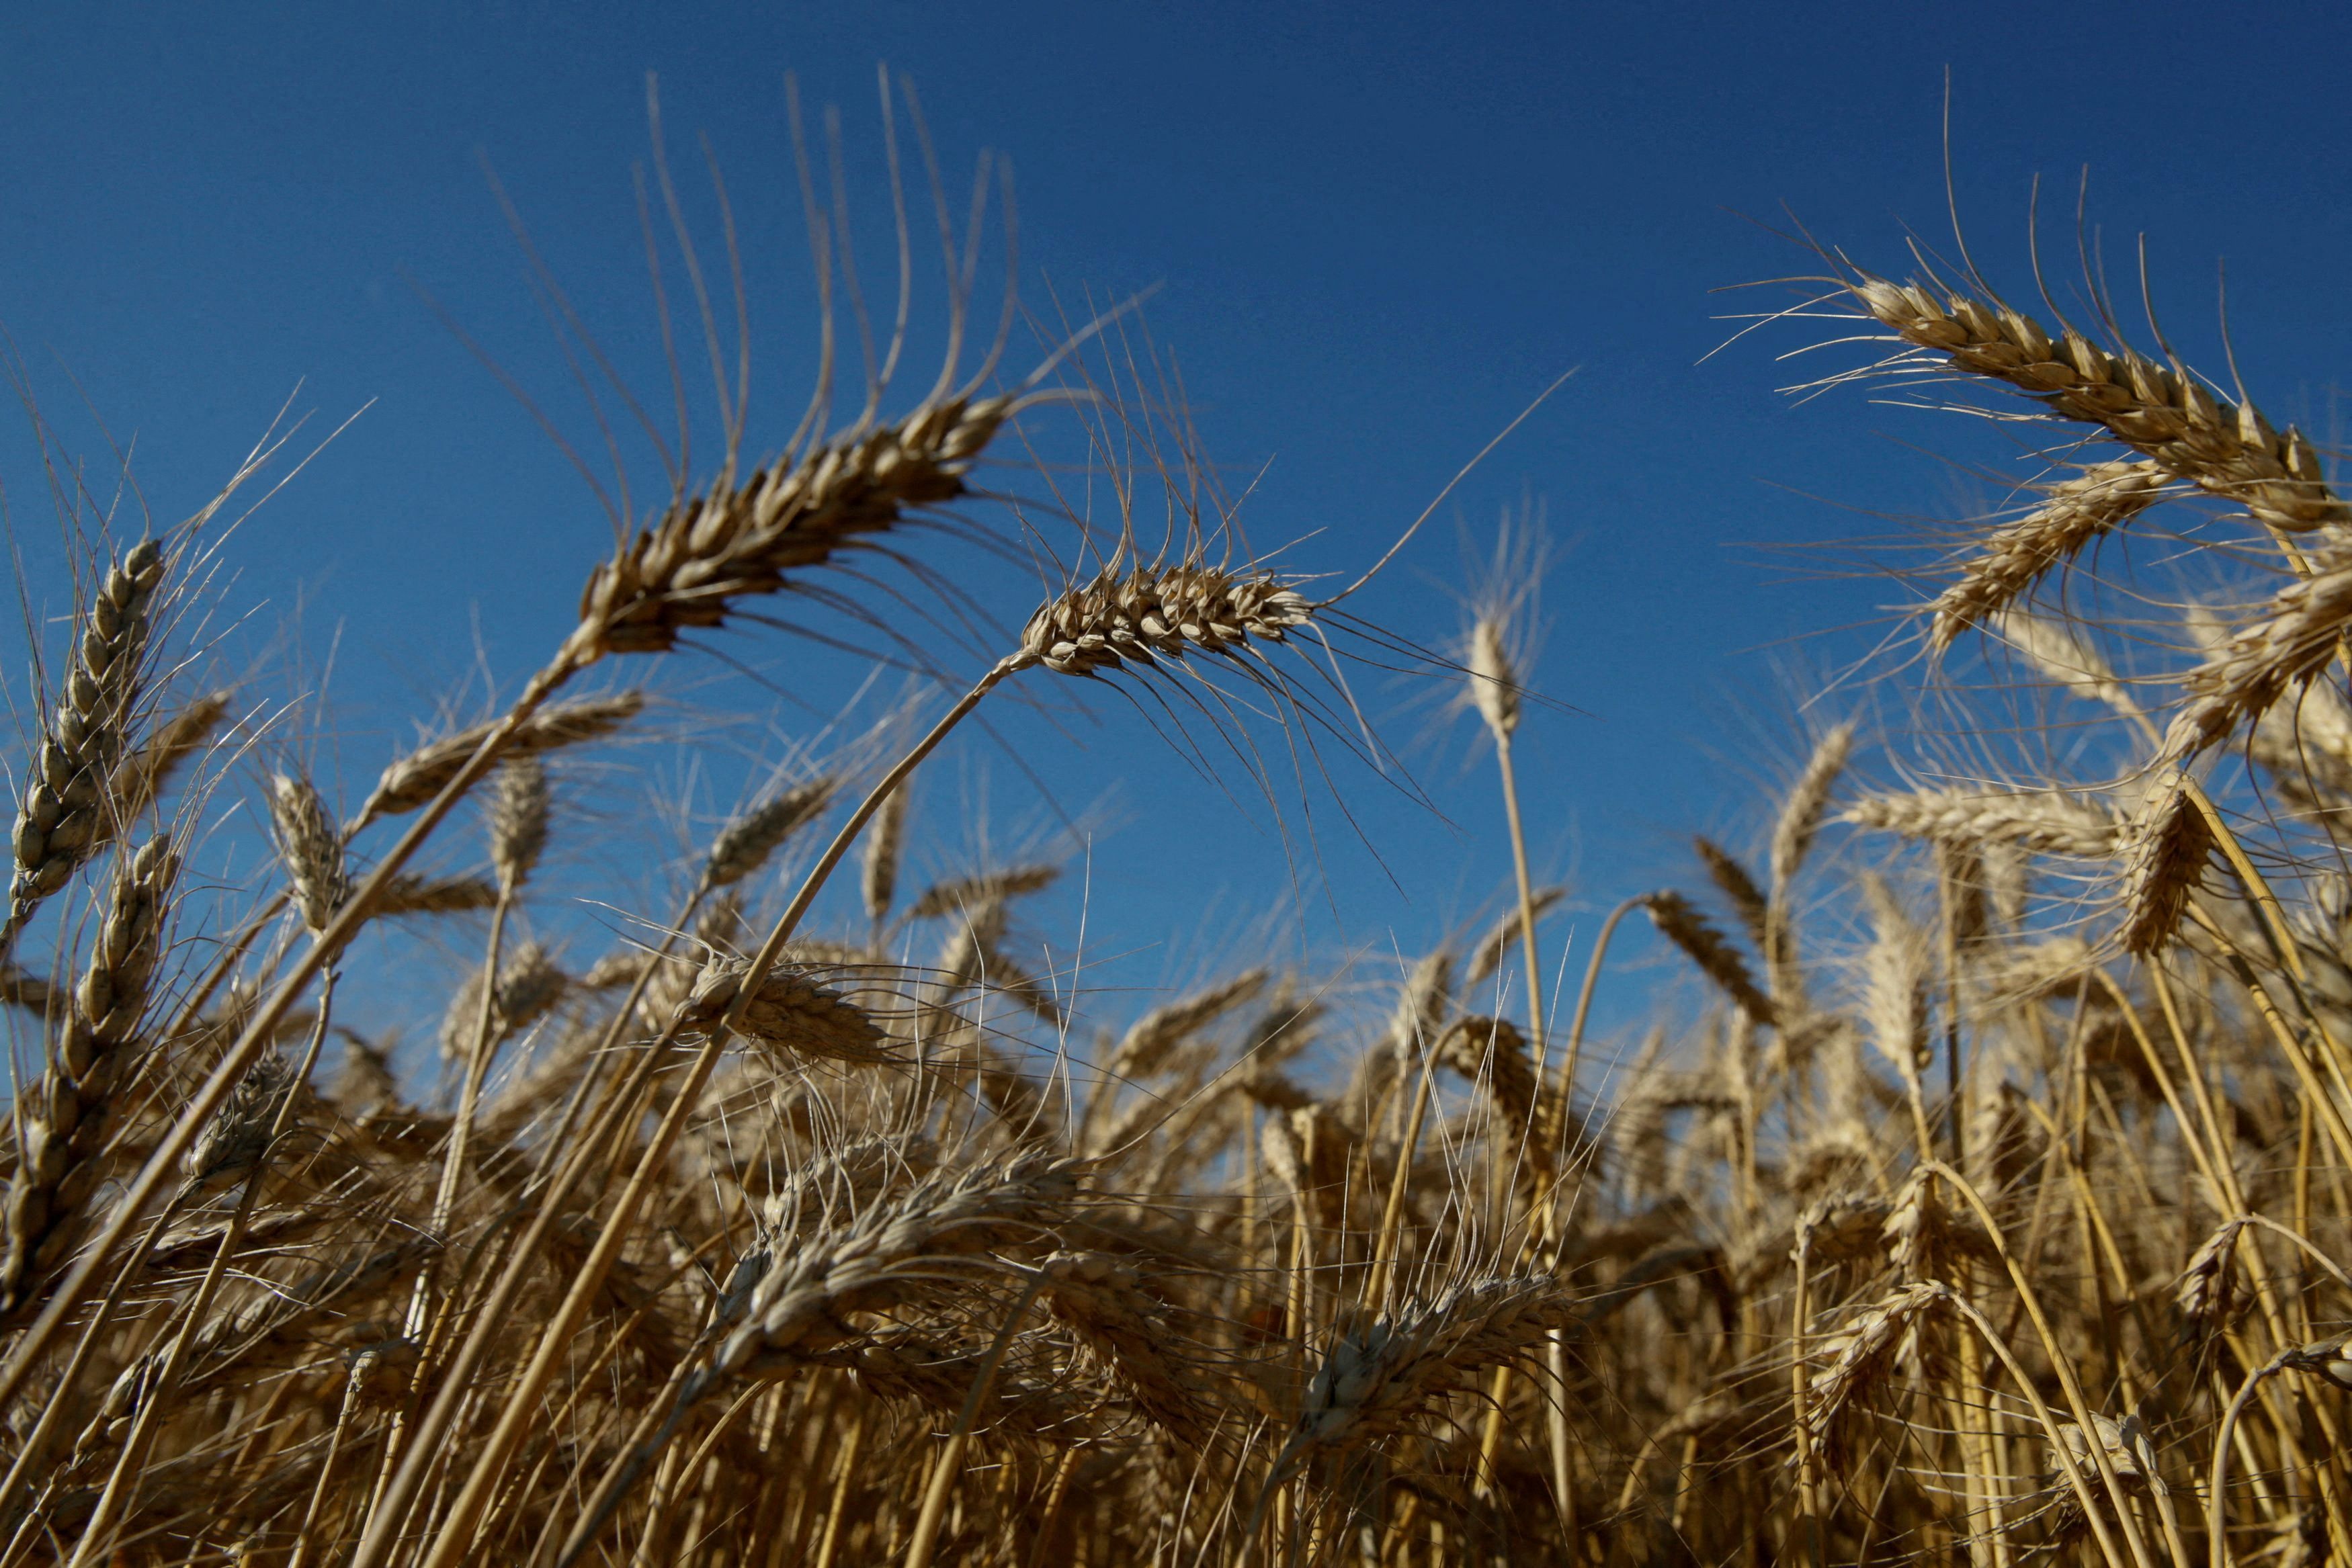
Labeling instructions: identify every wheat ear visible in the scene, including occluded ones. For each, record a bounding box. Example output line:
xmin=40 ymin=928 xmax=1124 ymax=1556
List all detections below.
xmin=704 ymin=775 xmax=837 ymax=889
xmin=1644 ymin=890 xmax=1776 ymax=1024
xmin=1931 ymin=462 xmax=2169 ymax=648
xmin=1843 ymin=787 xmax=2122 ymax=859
xmin=7 ymin=541 xmax=166 ymax=941
xmin=564 ymin=392 xmax=1017 ymax=662
xmin=1848 ymin=275 xmax=2345 ymax=531
xmin=0 ymin=834 xmax=177 ymax=1317
xmin=358 ymin=691 xmax=644 ymax=822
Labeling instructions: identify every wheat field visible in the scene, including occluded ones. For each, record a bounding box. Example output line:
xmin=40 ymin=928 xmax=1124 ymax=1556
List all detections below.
xmin=3 ymin=91 xmax=2351 ymax=1568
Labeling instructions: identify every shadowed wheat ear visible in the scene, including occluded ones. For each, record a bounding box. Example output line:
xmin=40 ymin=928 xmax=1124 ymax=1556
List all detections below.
xmin=7 ymin=540 xmax=166 ymax=943
xmin=489 ymin=756 xmax=550 ymax=894
xmin=358 ymin=691 xmax=645 ymax=822
xmin=0 ymin=834 xmax=177 ymax=1317
xmin=859 ymin=772 xmax=911 ymax=924
xmin=704 ymin=775 xmax=836 ymax=890
xmin=562 ymin=390 xmax=1020 ymax=664
xmin=1644 ymin=890 xmax=1776 ymax=1024
xmin=1013 ymin=560 xmax=1314 ymax=677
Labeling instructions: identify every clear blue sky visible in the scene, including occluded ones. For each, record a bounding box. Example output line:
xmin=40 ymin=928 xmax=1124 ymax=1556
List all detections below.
xmin=2 ymin=3 xmax=2345 ymax=1053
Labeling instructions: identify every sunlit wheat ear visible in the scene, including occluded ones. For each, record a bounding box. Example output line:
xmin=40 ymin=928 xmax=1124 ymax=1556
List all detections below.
xmin=1466 ymin=887 xmax=1564 ymax=986
xmin=1931 ymin=462 xmax=2170 ymax=650
xmin=0 ymin=834 xmax=176 ymax=1317
xmin=1843 ymin=786 xmax=2122 ymax=859
xmin=1845 ymin=275 xmax=2346 ymax=531
xmin=360 ymin=691 xmax=644 ymax=822
xmin=489 ymin=756 xmax=550 ymax=894
xmin=562 ymin=388 xmax=1019 ymax=664
xmin=1769 ymin=724 xmax=1852 ymax=895
xmin=2117 ymin=769 xmax=2213 ymax=953
xmin=1110 ymin=969 xmax=1269 ymax=1080
xmin=2165 ymin=572 xmax=2352 ymax=760
xmin=704 ymin=775 xmax=837 ymax=890
xmin=859 ymin=774 xmax=911 ymax=924
xmin=1643 ymin=890 xmax=1776 ymax=1024
xmin=1011 ymin=561 xmax=1314 ymax=677
xmin=710 ymin=1150 xmax=1078 ymax=1377
xmin=1040 ymin=1250 xmax=1224 ymax=1446
xmin=1468 ymin=617 xmax=1520 ymax=739
xmin=1993 ymin=607 xmax=2146 ymax=722
xmin=1802 ymin=1281 xmax=1945 ymax=1467
xmin=8 ymin=539 xmax=165 ymax=939
xmin=269 ymin=773 xmax=348 ymax=935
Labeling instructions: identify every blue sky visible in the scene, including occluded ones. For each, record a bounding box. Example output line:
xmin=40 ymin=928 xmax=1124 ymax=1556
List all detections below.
xmin=1 ymin=2 xmax=2346 ymax=1058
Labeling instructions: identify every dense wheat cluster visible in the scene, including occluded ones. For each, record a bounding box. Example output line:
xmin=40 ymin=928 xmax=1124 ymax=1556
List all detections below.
xmin=5 ymin=101 xmax=2352 ymax=1568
